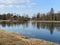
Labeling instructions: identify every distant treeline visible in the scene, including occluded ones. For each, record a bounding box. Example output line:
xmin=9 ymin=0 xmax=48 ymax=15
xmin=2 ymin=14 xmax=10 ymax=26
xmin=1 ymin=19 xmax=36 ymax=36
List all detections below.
xmin=0 ymin=8 xmax=60 ymax=21
xmin=32 ymin=8 xmax=60 ymax=21
xmin=0 ymin=13 xmax=30 ymax=22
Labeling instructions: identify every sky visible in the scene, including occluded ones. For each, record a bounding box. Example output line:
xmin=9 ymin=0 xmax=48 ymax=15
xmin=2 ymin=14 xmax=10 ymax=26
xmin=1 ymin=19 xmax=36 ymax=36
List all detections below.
xmin=0 ymin=0 xmax=60 ymax=17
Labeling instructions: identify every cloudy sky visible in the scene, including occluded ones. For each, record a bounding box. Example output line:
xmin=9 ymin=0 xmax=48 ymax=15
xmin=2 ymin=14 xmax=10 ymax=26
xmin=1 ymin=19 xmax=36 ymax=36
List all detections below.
xmin=0 ymin=0 xmax=60 ymax=16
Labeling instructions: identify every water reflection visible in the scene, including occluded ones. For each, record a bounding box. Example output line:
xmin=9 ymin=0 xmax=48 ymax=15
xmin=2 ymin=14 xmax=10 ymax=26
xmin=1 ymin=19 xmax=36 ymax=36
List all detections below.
xmin=32 ymin=22 xmax=60 ymax=35
xmin=0 ymin=21 xmax=60 ymax=44
xmin=0 ymin=22 xmax=29 ymax=28
xmin=0 ymin=22 xmax=60 ymax=35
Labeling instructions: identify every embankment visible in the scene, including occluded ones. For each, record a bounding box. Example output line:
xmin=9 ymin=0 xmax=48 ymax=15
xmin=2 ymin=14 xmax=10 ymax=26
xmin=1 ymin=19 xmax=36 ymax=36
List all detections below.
xmin=0 ymin=30 xmax=59 ymax=45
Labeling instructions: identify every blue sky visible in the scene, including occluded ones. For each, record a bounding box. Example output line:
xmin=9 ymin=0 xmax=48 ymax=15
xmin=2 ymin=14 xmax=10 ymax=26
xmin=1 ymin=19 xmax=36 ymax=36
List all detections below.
xmin=0 ymin=0 xmax=60 ymax=16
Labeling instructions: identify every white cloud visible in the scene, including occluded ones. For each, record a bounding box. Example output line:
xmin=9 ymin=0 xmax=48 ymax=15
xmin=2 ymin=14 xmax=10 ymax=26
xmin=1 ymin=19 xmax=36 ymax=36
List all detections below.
xmin=16 ymin=5 xmax=26 ymax=8
xmin=8 ymin=5 xmax=13 ymax=7
xmin=0 ymin=0 xmax=37 ymax=9
xmin=0 ymin=5 xmax=5 ymax=8
xmin=0 ymin=0 xmax=16 ymax=3
xmin=31 ymin=3 xmax=36 ymax=5
xmin=0 ymin=0 xmax=31 ymax=4
xmin=0 ymin=5 xmax=26 ymax=9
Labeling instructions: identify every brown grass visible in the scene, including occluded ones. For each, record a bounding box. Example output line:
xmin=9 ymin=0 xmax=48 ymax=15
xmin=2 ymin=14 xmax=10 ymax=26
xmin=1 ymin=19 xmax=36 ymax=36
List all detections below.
xmin=0 ymin=30 xmax=59 ymax=45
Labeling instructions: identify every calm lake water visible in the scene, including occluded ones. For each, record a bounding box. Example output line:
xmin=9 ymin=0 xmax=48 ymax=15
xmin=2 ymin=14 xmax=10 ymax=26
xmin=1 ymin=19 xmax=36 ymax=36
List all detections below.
xmin=0 ymin=21 xmax=60 ymax=44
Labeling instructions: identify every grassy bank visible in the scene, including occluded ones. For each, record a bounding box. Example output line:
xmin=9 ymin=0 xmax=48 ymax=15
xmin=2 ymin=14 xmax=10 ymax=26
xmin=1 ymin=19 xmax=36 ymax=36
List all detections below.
xmin=0 ymin=30 xmax=59 ymax=45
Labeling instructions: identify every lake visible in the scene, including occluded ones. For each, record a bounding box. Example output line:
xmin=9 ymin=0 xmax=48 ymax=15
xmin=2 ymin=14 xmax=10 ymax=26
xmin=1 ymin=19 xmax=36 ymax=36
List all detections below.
xmin=0 ymin=21 xmax=60 ymax=44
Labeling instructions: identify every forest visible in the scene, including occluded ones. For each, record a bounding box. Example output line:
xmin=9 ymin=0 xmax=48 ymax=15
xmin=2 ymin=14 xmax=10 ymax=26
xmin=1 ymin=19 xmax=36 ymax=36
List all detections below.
xmin=32 ymin=8 xmax=60 ymax=21
xmin=0 ymin=8 xmax=60 ymax=21
xmin=0 ymin=13 xmax=30 ymax=22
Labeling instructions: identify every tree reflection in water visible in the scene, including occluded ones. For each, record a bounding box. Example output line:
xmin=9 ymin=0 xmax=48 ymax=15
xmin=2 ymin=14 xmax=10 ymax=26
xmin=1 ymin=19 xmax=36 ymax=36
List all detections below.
xmin=0 ymin=21 xmax=60 ymax=35
xmin=32 ymin=22 xmax=60 ymax=35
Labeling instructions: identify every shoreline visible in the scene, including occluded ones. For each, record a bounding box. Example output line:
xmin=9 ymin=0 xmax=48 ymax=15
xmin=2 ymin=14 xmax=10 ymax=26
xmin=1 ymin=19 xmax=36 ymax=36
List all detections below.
xmin=1 ymin=20 xmax=60 ymax=23
xmin=30 ymin=20 xmax=60 ymax=23
xmin=0 ymin=30 xmax=59 ymax=45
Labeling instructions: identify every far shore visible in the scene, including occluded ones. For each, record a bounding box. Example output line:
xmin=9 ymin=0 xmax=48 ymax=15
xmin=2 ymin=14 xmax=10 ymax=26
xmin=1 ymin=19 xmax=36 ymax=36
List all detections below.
xmin=30 ymin=20 xmax=60 ymax=23
xmin=1 ymin=20 xmax=60 ymax=23
xmin=0 ymin=20 xmax=10 ymax=22
xmin=0 ymin=30 xmax=59 ymax=45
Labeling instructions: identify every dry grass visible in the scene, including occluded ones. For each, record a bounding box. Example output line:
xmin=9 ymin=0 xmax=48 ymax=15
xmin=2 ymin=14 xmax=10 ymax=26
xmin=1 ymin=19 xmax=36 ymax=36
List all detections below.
xmin=0 ymin=30 xmax=59 ymax=45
